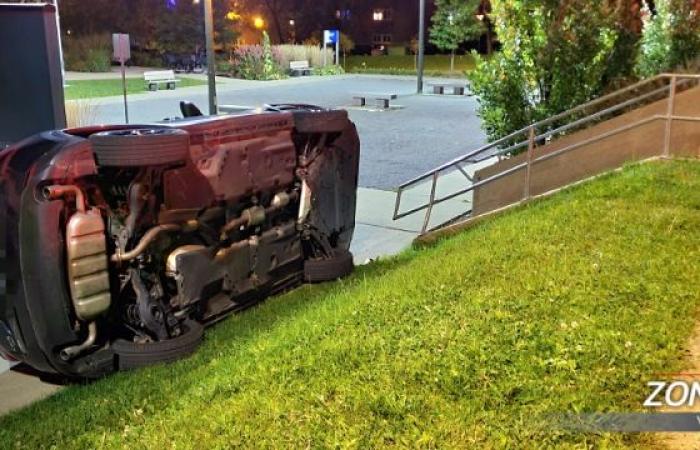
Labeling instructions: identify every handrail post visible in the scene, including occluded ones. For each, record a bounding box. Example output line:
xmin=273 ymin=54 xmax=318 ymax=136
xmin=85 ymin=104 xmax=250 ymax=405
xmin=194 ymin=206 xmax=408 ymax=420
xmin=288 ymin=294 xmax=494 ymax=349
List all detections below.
xmin=393 ymin=187 xmax=403 ymax=220
xmin=663 ymin=75 xmax=677 ymax=158
xmin=524 ymin=126 xmax=536 ymax=200
xmin=421 ymin=172 xmax=439 ymax=234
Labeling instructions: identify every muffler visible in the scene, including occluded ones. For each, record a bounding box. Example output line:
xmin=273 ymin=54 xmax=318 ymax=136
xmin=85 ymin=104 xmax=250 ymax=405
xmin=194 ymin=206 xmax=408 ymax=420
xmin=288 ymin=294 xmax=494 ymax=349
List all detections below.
xmin=44 ymin=185 xmax=112 ymax=322
xmin=44 ymin=185 xmax=111 ymax=361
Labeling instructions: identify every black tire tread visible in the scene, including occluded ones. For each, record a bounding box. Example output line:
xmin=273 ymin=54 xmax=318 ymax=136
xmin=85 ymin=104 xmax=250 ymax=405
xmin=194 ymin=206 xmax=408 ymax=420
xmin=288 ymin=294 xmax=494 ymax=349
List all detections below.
xmin=293 ymin=110 xmax=349 ymax=134
xmin=304 ymin=249 xmax=354 ymax=283
xmin=113 ymin=320 xmax=204 ymax=370
xmin=90 ymin=128 xmax=190 ymax=167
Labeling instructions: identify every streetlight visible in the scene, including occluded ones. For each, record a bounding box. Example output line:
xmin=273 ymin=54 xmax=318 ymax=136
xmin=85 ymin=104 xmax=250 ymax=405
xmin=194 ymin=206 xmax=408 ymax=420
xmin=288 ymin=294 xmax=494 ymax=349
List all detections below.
xmin=253 ymin=16 xmax=265 ymax=30
xmin=289 ymin=19 xmax=296 ymax=43
xmin=203 ymin=0 xmax=217 ymax=115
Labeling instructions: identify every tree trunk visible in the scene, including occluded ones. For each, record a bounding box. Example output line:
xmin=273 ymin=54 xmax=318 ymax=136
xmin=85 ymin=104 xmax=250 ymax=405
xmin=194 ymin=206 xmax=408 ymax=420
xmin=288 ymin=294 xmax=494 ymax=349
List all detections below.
xmin=271 ymin=15 xmax=283 ymax=44
xmin=486 ymin=22 xmax=493 ymax=55
xmin=450 ymin=50 xmax=455 ymax=73
xmin=263 ymin=0 xmax=284 ymax=44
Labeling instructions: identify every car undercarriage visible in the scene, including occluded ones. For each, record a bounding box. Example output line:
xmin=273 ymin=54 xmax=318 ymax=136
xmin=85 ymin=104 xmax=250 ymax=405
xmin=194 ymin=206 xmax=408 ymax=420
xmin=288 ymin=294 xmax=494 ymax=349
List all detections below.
xmin=0 ymin=105 xmax=360 ymax=379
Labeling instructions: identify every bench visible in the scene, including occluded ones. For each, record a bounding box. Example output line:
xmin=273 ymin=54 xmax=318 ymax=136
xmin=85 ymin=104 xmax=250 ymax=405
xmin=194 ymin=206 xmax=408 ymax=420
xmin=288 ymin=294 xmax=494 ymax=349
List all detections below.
xmin=144 ymin=70 xmax=181 ymax=91
xmin=353 ymin=93 xmax=398 ymax=109
xmin=290 ymin=60 xmax=312 ymax=77
xmin=428 ymin=83 xmax=468 ymax=96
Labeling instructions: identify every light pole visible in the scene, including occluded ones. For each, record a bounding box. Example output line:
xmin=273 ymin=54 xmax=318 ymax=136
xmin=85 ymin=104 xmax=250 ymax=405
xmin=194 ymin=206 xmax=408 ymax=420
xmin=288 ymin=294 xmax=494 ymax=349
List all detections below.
xmin=289 ymin=19 xmax=296 ymax=43
xmin=203 ymin=0 xmax=217 ymax=115
xmin=417 ymin=0 xmax=426 ymax=94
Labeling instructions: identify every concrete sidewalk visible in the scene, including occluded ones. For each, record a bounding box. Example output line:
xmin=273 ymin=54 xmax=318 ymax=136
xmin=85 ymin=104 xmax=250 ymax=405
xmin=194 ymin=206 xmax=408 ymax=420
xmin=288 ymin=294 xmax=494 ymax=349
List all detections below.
xmin=0 ymin=370 xmax=62 ymax=416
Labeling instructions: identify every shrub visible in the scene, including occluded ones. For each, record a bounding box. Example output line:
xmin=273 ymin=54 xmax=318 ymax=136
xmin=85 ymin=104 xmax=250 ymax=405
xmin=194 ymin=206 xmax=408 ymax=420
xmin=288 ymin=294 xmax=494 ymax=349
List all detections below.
xmin=229 ymin=32 xmax=284 ymax=80
xmin=261 ymin=31 xmax=281 ymax=80
xmin=313 ymin=65 xmax=345 ymax=76
xmin=63 ymin=34 xmax=112 ymax=72
xmin=130 ymin=51 xmax=165 ymax=69
xmin=274 ymin=45 xmax=335 ymax=69
xmin=467 ymin=1 xmax=619 ymax=149
xmin=216 ymin=59 xmax=233 ymax=75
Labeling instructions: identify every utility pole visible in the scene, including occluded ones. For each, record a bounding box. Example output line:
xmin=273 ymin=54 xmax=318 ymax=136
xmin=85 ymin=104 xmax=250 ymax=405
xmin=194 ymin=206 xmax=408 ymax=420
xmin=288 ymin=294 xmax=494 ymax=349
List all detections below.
xmin=417 ymin=0 xmax=426 ymax=94
xmin=203 ymin=0 xmax=217 ymax=115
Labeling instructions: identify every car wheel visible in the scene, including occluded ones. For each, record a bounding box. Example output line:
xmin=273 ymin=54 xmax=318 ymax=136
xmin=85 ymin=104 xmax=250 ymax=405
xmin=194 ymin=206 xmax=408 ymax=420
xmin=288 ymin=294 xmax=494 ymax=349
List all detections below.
xmin=304 ymin=249 xmax=354 ymax=283
xmin=90 ymin=128 xmax=190 ymax=167
xmin=293 ymin=110 xmax=349 ymax=134
xmin=112 ymin=320 xmax=204 ymax=370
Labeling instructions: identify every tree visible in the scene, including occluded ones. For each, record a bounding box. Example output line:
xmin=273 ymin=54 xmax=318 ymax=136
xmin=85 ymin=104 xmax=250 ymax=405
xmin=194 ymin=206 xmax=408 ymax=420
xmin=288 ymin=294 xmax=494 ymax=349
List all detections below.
xmin=154 ymin=0 xmax=203 ymax=54
xmin=430 ymin=0 xmax=485 ymax=72
xmin=215 ymin=0 xmax=243 ymax=59
xmin=259 ymin=0 xmax=284 ymax=43
xmin=636 ymin=0 xmax=700 ymax=76
xmin=468 ymin=0 xmax=628 ymax=146
xmin=603 ymin=0 xmax=646 ymax=82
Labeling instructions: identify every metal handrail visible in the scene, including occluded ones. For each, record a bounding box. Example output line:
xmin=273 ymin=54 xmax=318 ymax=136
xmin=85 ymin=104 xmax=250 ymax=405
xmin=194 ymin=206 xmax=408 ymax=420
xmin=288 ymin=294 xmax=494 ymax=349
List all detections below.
xmin=396 ymin=73 xmax=700 ymax=191
xmin=393 ymin=73 xmax=700 ymax=233
xmin=396 ymin=74 xmax=662 ymax=190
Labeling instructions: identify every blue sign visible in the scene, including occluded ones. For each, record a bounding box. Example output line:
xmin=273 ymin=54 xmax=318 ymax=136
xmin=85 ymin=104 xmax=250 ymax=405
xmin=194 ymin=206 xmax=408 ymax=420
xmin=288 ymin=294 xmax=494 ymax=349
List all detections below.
xmin=324 ymin=29 xmax=339 ymax=45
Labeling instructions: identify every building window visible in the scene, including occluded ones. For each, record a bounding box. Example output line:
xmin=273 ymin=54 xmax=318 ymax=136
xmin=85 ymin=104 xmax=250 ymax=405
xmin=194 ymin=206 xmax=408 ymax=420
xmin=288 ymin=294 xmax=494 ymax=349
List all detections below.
xmin=336 ymin=9 xmax=351 ymax=20
xmin=373 ymin=8 xmax=392 ymax=22
xmin=372 ymin=34 xmax=392 ymax=44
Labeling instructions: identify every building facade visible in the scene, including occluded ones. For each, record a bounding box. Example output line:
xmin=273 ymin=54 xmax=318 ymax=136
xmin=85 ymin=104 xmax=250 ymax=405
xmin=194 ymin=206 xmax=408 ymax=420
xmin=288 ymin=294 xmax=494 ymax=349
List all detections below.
xmin=329 ymin=0 xmax=436 ymax=53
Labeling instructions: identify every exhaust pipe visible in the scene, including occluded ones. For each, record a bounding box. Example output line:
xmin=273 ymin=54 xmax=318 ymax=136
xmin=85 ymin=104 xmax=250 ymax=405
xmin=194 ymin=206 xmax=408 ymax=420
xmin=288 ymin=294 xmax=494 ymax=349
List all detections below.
xmin=111 ymin=221 xmax=198 ymax=264
xmin=59 ymin=322 xmax=97 ymax=361
xmin=43 ymin=185 xmax=86 ymax=212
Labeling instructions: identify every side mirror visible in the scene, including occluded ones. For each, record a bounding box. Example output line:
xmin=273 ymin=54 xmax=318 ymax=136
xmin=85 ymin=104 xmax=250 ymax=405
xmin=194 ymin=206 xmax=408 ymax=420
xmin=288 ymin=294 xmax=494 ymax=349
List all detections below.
xmin=180 ymin=101 xmax=204 ymax=118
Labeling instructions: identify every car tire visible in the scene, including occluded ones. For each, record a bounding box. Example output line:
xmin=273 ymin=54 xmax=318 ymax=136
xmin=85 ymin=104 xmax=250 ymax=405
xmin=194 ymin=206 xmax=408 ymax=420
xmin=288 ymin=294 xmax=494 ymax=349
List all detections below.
xmin=304 ymin=249 xmax=354 ymax=283
xmin=90 ymin=128 xmax=190 ymax=167
xmin=294 ymin=110 xmax=349 ymax=134
xmin=112 ymin=320 xmax=204 ymax=370
xmin=293 ymin=110 xmax=349 ymax=134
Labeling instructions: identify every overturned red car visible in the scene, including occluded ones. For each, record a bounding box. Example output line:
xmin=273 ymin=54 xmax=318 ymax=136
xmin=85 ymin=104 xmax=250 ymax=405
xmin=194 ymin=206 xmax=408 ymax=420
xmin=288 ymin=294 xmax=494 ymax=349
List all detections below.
xmin=0 ymin=104 xmax=360 ymax=379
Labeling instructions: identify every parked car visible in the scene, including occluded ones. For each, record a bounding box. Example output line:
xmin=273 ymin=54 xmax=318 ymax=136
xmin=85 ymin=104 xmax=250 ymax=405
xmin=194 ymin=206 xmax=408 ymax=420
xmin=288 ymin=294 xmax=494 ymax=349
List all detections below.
xmin=0 ymin=103 xmax=360 ymax=379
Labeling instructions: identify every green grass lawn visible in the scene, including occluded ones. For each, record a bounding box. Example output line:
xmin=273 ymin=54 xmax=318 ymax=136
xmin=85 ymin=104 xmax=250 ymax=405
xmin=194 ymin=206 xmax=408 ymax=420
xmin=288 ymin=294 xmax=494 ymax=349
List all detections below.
xmin=64 ymin=77 xmax=207 ymax=100
xmin=1 ymin=160 xmax=699 ymax=448
xmin=345 ymin=54 xmax=476 ymax=77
